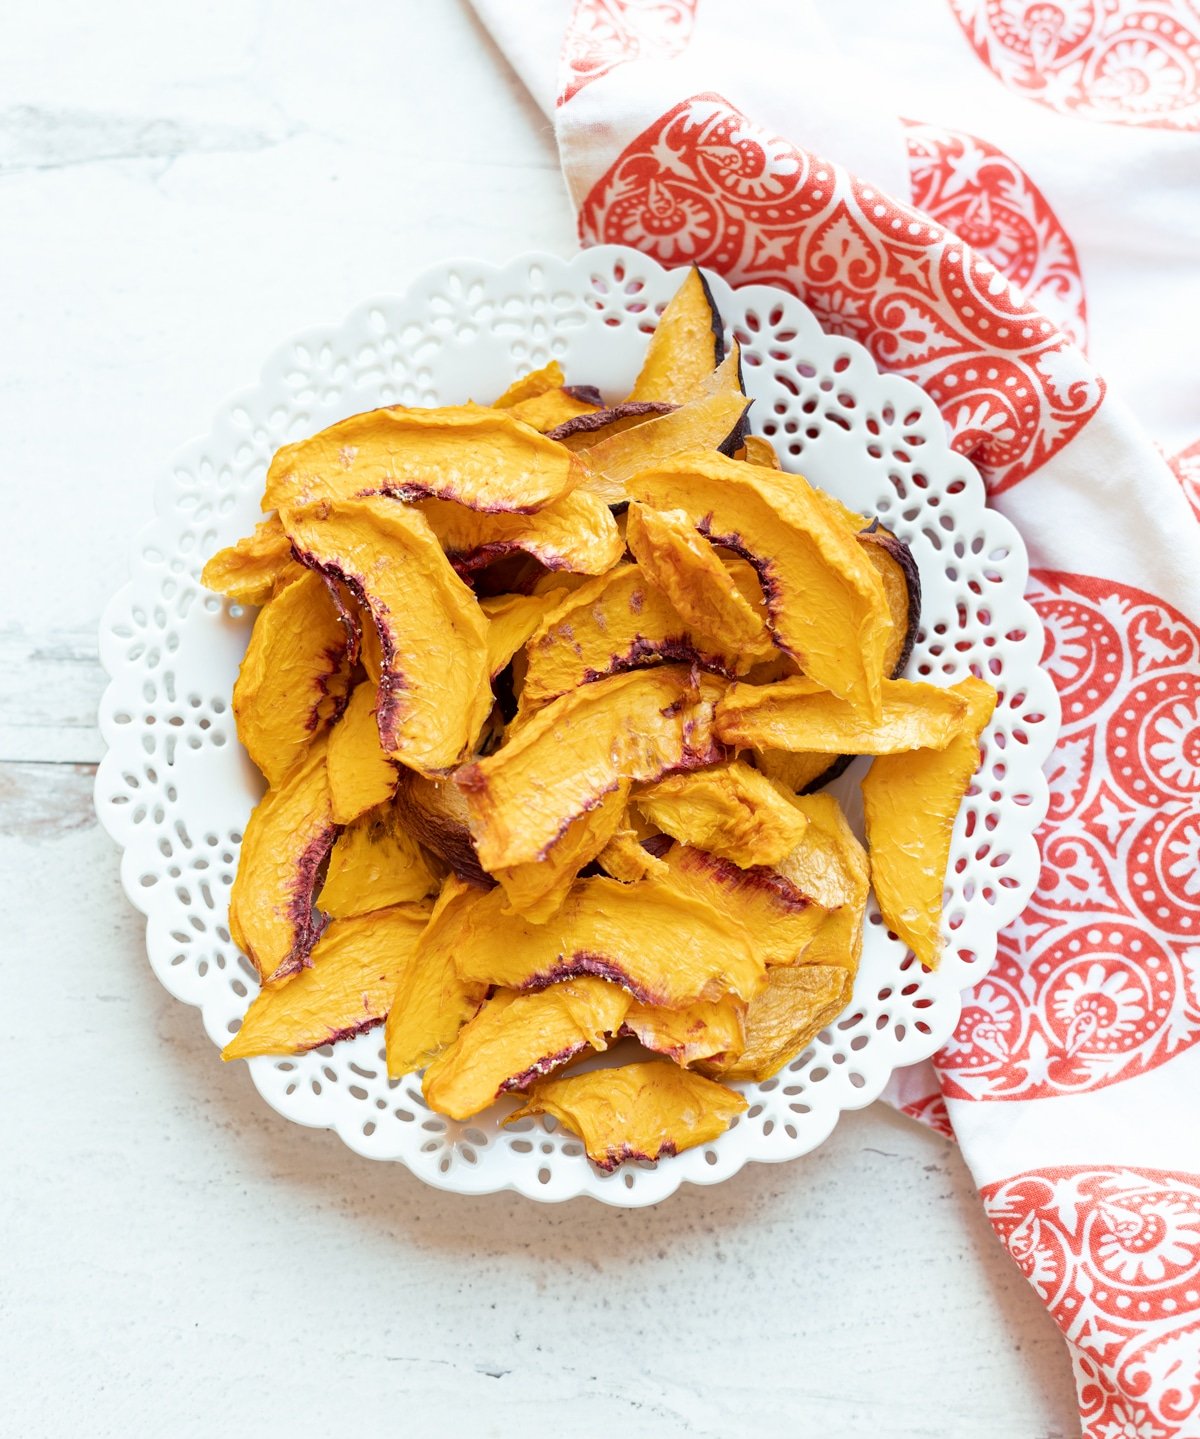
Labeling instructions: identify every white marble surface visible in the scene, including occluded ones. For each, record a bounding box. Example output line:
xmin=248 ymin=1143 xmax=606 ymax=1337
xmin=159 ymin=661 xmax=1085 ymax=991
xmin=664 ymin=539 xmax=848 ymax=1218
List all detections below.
xmin=3 ymin=3 xmax=1080 ymax=1434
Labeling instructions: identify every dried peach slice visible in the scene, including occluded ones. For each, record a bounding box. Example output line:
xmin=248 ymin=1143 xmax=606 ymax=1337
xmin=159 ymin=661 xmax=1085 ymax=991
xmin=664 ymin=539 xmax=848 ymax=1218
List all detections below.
xmin=703 ymin=965 xmax=850 ymax=1082
xmin=416 ymin=487 xmax=623 ymax=577
xmin=232 ymin=568 xmax=355 ymax=786
xmin=492 ymin=781 xmax=632 ymax=923
xmin=326 ymin=682 xmax=398 ymax=825
xmin=286 ymin=496 xmax=491 ymax=773
xmin=620 ymin=995 xmax=746 ymax=1068
xmin=394 ymin=768 xmax=491 ymax=889
xmin=221 ymin=904 xmax=432 ymax=1059
xmin=447 ymin=871 xmax=764 ymax=1008
xmin=492 ymin=360 xmax=565 ymax=408
xmin=228 ymin=734 xmax=337 ymax=986
xmin=480 ymin=590 xmax=570 ymax=679
xmin=662 ymin=843 xmax=826 ymax=969
xmin=201 ymin=514 xmax=305 ymax=605
xmin=318 ymin=803 xmax=438 ymax=917
xmin=736 ymin=435 xmax=782 ymax=469
xmin=860 ymin=524 xmax=922 ymax=678
xmin=506 ymin=1061 xmax=748 ymax=1170
xmin=634 ymin=761 xmax=808 ymax=868
xmin=862 ymin=675 xmax=997 ymax=968
xmin=625 ymin=504 xmax=775 ymax=664
xmin=629 ymin=450 xmax=890 ymax=716
xmin=506 ymin=386 xmax=601 ymax=431
xmin=716 ymin=676 xmax=969 ymax=755
xmin=578 ymin=392 xmax=751 ymax=505
xmin=384 ymin=877 xmax=489 ymax=1077
xmin=518 ymin=564 xmax=744 ymax=713
xmin=547 ymin=401 xmax=674 ymax=449
xmin=457 ymin=665 xmax=726 ymax=873
xmin=776 ymin=793 xmax=870 ymax=973
xmin=422 ymin=979 xmax=631 ymax=1120
xmin=264 ymin=404 xmax=583 ymax=515
xmin=628 ymin=266 xmax=725 ymax=404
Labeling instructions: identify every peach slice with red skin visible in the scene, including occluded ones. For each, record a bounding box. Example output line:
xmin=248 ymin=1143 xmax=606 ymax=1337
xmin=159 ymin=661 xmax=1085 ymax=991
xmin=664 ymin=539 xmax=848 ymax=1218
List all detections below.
xmin=506 ymin=1060 xmax=748 ymax=1171
xmin=264 ymin=404 xmax=584 ymax=516
xmin=628 ymin=266 xmax=726 ymax=405
xmin=457 ymin=665 xmax=727 ymax=873
xmin=285 ymin=495 xmax=491 ymax=774
xmin=416 ymin=487 xmax=623 ymax=578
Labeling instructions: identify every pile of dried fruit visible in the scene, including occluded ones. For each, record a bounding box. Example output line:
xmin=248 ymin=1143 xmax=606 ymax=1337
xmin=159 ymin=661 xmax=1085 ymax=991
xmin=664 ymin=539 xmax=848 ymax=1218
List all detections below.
xmin=203 ymin=269 xmax=996 ymax=1171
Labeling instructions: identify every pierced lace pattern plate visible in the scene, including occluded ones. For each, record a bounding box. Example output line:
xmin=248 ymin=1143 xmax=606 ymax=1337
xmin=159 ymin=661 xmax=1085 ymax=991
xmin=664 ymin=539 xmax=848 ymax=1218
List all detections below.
xmin=95 ymin=247 xmax=1058 ymax=1206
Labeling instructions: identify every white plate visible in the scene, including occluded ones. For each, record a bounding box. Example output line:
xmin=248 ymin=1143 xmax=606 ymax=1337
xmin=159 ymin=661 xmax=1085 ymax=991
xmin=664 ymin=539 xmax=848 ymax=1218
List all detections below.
xmin=95 ymin=246 xmax=1058 ymax=1206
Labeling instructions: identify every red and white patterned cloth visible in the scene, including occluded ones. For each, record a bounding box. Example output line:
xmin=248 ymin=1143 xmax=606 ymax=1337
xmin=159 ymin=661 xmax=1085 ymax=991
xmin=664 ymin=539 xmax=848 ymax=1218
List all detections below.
xmin=469 ymin=2 xmax=1200 ymax=1432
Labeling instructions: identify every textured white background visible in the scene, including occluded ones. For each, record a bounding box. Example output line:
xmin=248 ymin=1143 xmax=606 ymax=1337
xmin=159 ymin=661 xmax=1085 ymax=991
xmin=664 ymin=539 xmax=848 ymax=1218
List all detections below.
xmin=3 ymin=2 xmax=1078 ymax=1433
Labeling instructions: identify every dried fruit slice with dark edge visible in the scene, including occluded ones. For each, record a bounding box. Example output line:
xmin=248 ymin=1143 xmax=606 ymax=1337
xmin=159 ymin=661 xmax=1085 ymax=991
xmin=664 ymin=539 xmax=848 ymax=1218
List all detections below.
xmin=416 ymin=487 xmax=623 ymax=577
xmin=285 ymin=496 xmax=491 ymax=773
xmin=493 ymin=360 xmax=565 ymax=408
xmin=596 ymin=823 xmax=668 ymax=882
xmin=775 ymin=793 xmax=870 ymax=973
xmin=493 ymin=781 xmax=632 ymax=923
xmin=317 ymin=802 xmax=438 ymax=917
xmin=546 ymin=401 xmax=675 ymax=449
xmin=228 ymin=734 xmax=337 ymax=986
xmin=457 ymin=665 xmax=727 ymax=873
xmin=202 ymin=514 xmax=306 ymax=605
xmin=394 ymin=768 xmax=492 ymax=889
xmin=862 ymin=675 xmax=997 ymax=969
xmin=422 ymin=979 xmax=632 ymax=1120
xmin=634 ymin=761 xmax=808 ymax=868
xmin=620 ymin=995 xmax=746 ymax=1068
xmin=518 ymin=563 xmax=744 ymax=714
xmin=702 ymin=965 xmax=851 ymax=1083
xmin=716 ymin=676 xmax=969 ymax=755
xmin=384 ymin=877 xmax=490 ymax=1077
xmin=231 ymin=568 xmax=356 ymax=786
xmin=629 ymin=451 xmax=889 ymax=716
xmin=221 ymin=903 xmax=433 ymax=1059
xmin=325 ymin=682 xmax=398 ymax=825
xmin=264 ymin=404 xmax=584 ymax=516
xmin=578 ymin=392 xmax=752 ymax=506
xmin=754 ymin=523 xmax=924 ymax=793
xmin=859 ymin=523 xmax=921 ymax=678
xmin=625 ymin=503 xmax=775 ymax=665
xmin=480 ymin=590 xmax=570 ymax=679
xmin=449 ymin=872 xmax=765 ymax=1008
xmin=506 ymin=1061 xmax=748 ymax=1171
xmin=628 ymin=265 xmax=725 ymax=404
xmin=662 ymin=843 xmax=826 ymax=968
xmin=736 ymin=435 xmax=782 ymax=469
xmin=506 ymin=387 xmax=602 ymax=432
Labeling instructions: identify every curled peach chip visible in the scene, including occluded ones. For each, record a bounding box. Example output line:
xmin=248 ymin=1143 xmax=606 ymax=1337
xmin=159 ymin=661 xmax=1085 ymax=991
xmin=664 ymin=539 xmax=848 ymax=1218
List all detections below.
xmin=578 ymin=392 xmax=751 ymax=505
xmin=859 ymin=524 xmax=922 ymax=678
xmin=862 ymin=676 xmax=997 ymax=969
xmin=621 ymin=995 xmax=746 ymax=1068
xmin=492 ymin=360 xmax=565 ymax=408
xmin=634 ymin=761 xmax=808 ymax=868
xmin=318 ymin=803 xmax=438 ymax=918
xmin=629 ymin=450 xmax=889 ymax=716
xmin=493 ymin=782 xmax=632 ymax=923
xmin=416 ymin=487 xmax=623 ymax=577
xmin=385 ymin=877 xmax=489 ymax=1077
xmin=264 ymin=404 xmax=583 ymax=516
xmin=519 ymin=564 xmax=744 ymax=714
xmin=232 ymin=568 xmax=356 ymax=786
xmin=222 ymin=904 xmax=432 ymax=1060
xmin=628 ymin=266 xmax=725 ymax=404
xmin=715 ymin=676 xmax=969 ymax=755
xmin=625 ymin=504 xmax=775 ymax=664
xmin=326 ymin=682 xmax=398 ymax=825
xmin=703 ymin=965 xmax=851 ymax=1083
xmin=201 ymin=514 xmax=305 ymax=605
xmin=776 ymin=794 xmax=870 ymax=973
xmin=480 ymin=590 xmax=570 ymax=680
xmin=422 ymin=979 xmax=631 ymax=1120
xmin=286 ymin=496 xmax=491 ymax=774
xmin=506 ymin=1060 xmax=748 ymax=1171
xmin=446 ymin=872 xmax=765 ymax=1008
xmin=228 ymin=734 xmax=337 ymax=986
xmin=457 ymin=665 xmax=726 ymax=873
